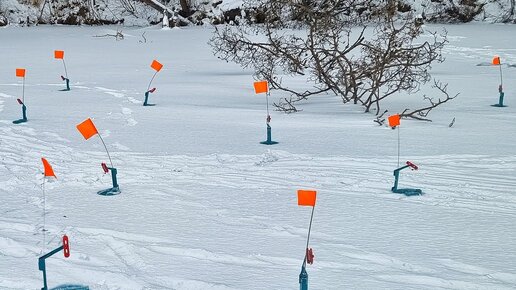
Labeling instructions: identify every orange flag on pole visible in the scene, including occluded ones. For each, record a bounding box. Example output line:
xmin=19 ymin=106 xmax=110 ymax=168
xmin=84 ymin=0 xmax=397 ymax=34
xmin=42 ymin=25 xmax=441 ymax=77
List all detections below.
xmin=492 ymin=56 xmax=501 ymax=65
xmin=254 ymin=81 xmax=268 ymax=94
xmin=76 ymin=118 xmax=99 ymax=140
xmin=298 ymin=190 xmax=317 ymax=207
xmin=54 ymin=50 xmax=64 ymax=59
xmin=16 ymin=68 xmax=26 ymax=78
xmin=151 ymin=60 xmax=163 ymax=72
xmin=388 ymin=114 xmax=401 ymax=127
xmin=41 ymin=158 xmax=56 ymax=178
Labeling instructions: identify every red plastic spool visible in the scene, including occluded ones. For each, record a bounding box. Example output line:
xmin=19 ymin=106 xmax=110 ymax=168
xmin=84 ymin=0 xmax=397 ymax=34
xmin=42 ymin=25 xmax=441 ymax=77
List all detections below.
xmin=62 ymin=235 xmax=70 ymax=258
xmin=306 ymin=248 xmax=314 ymax=265
xmin=101 ymin=162 xmax=109 ymax=174
xmin=406 ymin=161 xmax=419 ymax=170
xmin=17 ymin=98 xmax=23 ymax=105
xmin=149 ymin=88 xmax=156 ymax=93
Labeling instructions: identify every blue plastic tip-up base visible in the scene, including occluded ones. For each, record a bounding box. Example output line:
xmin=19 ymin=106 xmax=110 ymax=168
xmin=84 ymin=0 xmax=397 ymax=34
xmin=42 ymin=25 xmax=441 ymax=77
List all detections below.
xmin=51 ymin=284 xmax=89 ymax=290
xmin=491 ymin=104 xmax=507 ymax=107
xmin=143 ymin=103 xmax=156 ymax=106
xmin=97 ymin=187 xmax=121 ymax=196
xmin=392 ymin=188 xmax=423 ymax=196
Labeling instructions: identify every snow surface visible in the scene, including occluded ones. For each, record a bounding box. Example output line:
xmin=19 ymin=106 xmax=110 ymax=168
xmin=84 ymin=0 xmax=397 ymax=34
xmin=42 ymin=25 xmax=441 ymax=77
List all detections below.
xmin=0 ymin=24 xmax=515 ymax=289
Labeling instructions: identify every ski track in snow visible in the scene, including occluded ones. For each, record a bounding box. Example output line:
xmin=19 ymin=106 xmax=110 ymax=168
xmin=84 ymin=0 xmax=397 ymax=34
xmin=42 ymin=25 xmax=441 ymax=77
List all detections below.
xmin=1 ymin=124 xmax=515 ymax=289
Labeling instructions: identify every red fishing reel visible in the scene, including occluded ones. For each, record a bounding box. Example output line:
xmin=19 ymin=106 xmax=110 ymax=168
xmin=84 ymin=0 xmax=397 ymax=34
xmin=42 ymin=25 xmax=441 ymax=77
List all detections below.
xmin=306 ymin=248 xmax=314 ymax=265
xmin=63 ymin=235 xmax=70 ymax=258
xmin=101 ymin=162 xmax=109 ymax=174
xmin=17 ymin=98 xmax=23 ymax=105
xmin=406 ymin=161 xmax=419 ymax=170
xmin=148 ymin=87 xmax=156 ymax=93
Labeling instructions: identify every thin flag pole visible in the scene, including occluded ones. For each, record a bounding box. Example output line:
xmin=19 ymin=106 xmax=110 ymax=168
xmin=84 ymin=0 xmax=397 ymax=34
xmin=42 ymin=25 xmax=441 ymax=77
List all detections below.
xmin=266 ymin=91 xmax=270 ymax=122
xmin=499 ymin=64 xmax=503 ymax=88
xmin=303 ymin=205 xmax=315 ymax=268
xmin=22 ymin=77 xmax=25 ymax=103
xmin=42 ymin=178 xmax=46 ymax=252
xmin=397 ymin=126 xmax=400 ymax=168
xmin=147 ymin=71 xmax=158 ymax=92
xmin=62 ymin=59 xmax=68 ymax=79
xmin=97 ymin=133 xmax=114 ymax=168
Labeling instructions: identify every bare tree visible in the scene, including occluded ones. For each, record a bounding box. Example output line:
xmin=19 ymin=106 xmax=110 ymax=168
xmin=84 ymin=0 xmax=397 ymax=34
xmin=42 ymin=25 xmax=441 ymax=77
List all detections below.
xmin=211 ymin=0 xmax=456 ymax=120
xmin=400 ymin=79 xmax=459 ymax=121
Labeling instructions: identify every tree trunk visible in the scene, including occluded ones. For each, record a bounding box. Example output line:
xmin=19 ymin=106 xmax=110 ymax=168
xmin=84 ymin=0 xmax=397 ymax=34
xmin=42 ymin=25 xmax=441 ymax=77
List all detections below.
xmin=179 ymin=0 xmax=190 ymax=14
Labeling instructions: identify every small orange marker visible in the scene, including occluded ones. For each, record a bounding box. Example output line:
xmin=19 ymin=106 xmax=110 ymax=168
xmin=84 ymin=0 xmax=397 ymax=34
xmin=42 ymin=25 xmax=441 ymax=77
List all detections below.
xmin=253 ymin=81 xmax=268 ymax=94
xmin=16 ymin=68 xmax=26 ymax=78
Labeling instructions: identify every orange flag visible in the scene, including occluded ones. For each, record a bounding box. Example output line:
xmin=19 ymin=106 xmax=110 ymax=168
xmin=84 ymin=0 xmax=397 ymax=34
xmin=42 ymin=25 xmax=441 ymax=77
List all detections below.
xmin=253 ymin=81 xmax=268 ymax=94
xmin=298 ymin=190 xmax=317 ymax=207
xmin=492 ymin=56 xmax=501 ymax=65
xmin=16 ymin=68 xmax=26 ymax=78
xmin=388 ymin=114 xmax=400 ymax=127
xmin=151 ymin=60 xmax=163 ymax=72
xmin=41 ymin=158 xmax=56 ymax=178
xmin=54 ymin=50 xmax=64 ymax=59
xmin=76 ymin=118 xmax=99 ymax=140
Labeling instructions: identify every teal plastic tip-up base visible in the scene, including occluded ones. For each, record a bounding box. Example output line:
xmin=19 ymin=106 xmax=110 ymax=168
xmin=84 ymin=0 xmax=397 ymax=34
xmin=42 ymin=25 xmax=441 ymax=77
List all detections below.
xmin=13 ymin=104 xmax=27 ymax=124
xmin=299 ymin=266 xmax=308 ymax=290
xmin=51 ymin=284 xmax=89 ymax=290
xmin=97 ymin=187 xmax=121 ymax=196
xmin=143 ymin=91 xmax=156 ymax=106
xmin=59 ymin=78 xmax=70 ymax=91
xmin=260 ymin=140 xmax=279 ymax=145
xmin=13 ymin=118 xmax=27 ymax=124
xmin=491 ymin=92 xmax=506 ymax=107
xmin=261 ymin=124 xmax=278 ymax=145
xmin=392 ymin=188 xmax=423 ymax=196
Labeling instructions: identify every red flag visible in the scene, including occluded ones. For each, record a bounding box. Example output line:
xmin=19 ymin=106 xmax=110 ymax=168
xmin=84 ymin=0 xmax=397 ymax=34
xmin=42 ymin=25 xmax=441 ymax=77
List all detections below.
xmin=41 ymin=158 xmax=56 ymax=178
xmin=297 ymin=190 xmax=316 ymax=207
xmin=76 ymin=118 xmax=99 ymax=140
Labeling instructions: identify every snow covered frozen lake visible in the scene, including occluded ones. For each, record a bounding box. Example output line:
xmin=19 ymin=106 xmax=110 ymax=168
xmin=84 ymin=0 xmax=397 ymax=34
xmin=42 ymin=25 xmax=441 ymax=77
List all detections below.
xmin=0 ymin=23 xmax=515 ymax=289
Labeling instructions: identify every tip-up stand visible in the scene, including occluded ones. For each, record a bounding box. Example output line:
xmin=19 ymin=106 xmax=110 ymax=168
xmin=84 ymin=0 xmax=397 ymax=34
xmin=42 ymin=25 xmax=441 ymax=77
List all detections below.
xmin=143 ymin=88 xmax=156 ymax=106
xmin=260 ymin=122 xmax=278 ymax=145
xmin=299 ymin=265 xmax=308 ymax=290
xmin=60 ymin=76 xmax=70 ymax=91
xmin=491 ymin=85 xmax=507 ymax=107
xmin=13 ymin=98 xmax=27 ymax=124
xmin=391 ymin=161 xmax=422 ymax=196
xmin=39 ymin=235 xmax=88 ymax=290
xmin=97 ymin=163 xmax=120 ymax=196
